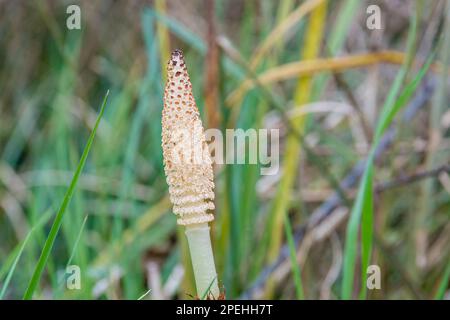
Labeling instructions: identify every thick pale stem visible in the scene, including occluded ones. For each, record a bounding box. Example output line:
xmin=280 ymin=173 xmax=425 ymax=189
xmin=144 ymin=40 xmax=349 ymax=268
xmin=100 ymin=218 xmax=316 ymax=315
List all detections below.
xmin=185 ymin=223 xmax=219 ymax=298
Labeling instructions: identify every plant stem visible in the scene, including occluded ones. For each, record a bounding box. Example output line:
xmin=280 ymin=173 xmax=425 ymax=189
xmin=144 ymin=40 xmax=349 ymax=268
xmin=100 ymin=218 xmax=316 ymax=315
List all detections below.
xmin=185 ymin=223 xmax=219 ymax=298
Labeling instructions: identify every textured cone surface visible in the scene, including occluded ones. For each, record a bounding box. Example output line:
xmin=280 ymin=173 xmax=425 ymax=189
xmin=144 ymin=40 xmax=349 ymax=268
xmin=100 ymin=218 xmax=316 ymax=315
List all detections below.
xmin=162 ymin=49 xmax=215 ymax=225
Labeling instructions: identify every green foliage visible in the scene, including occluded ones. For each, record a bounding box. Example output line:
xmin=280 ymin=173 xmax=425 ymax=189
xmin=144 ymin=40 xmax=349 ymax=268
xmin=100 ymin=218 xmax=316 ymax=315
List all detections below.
xmin=0 ymin=1 xmax=447 ymax=300
xmin=23 ymin=91 xmax=109 ymax=299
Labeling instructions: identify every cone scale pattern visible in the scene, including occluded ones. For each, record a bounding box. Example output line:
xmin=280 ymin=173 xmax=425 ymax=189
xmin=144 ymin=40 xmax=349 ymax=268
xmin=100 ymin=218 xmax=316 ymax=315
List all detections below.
xmin=162 ymin=49 xmax=215 ymax=226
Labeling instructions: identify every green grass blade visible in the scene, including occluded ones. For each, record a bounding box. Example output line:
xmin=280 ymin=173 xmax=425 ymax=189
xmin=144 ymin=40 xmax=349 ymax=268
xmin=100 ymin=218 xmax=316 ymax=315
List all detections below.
xmin=137 ymin=289 xmax=152 ymax=300
xmin=201 ymin=276 xmax=218 ymax=300
xmin=0 ymin=208 xmax=53 ymax=289
xmin=54 ymin=215 xmax=89 ymax=298
xmin=341 ymin=9 xmax=427 ymax=299
xmin=358 ymin=161 xmax=374 ymax=300
xmin=341 ymin=161 xmax=373 ymax=299
xmin=23 ymin=90 xmax=109 ymax=300
xmin=284 ymin=214 xmax=304 ymax=299
xmin=343 ymin=54 xmax=435 ymax=299
xmin=66 ymin=215 xmax=89 ymax=267
xmin=375 ymin=52 xmax=435 ymax=141
xmin=435 ymin=262 xmax=450 ymax=299
xmin=0 ymin=232 xmax=33 ymax=299
xmin=374 ymin=11 xmax=418 ymax=142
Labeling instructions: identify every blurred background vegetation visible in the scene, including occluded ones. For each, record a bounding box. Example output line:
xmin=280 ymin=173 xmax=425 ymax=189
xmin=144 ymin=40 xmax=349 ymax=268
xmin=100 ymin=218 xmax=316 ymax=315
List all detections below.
xmin=0 ymin=0 xmax=449 ymax=300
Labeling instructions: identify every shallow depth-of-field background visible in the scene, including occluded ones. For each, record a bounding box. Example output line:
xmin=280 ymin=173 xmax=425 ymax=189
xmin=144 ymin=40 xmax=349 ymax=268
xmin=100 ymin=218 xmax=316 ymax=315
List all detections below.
xmin=0 ymin=0 xmax=449 ymax=299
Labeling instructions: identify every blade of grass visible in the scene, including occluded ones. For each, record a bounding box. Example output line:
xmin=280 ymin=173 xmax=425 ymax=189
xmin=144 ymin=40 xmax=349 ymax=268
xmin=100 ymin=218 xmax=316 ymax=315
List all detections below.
xmin=284 ymin=214 xmax=304 ymax=299
xmin=23 ymin=90 xmax=109 ymax=300
xmin=0 ymin=208 xmax=53 ymax=282
xmin=53 ymin=215 xmax=89 ymax=298
xmin=374 ymin=22 xmax=419 ymax=141
xmin=434 ymin=262 xmax=450 ymax=299
xmin=342 ymin=159 xmax=374 ymax=299
xmin=137 ymin=289 xmax=152 ymax=300
xmin=361 ymin=15 xmax=421 ymax=295
xmin=201 ymin=276 xmax=218 ymax=300
xmin=341 ymin=11 xmax=419 ymax=299
xmin=375 ymin=53 xmax=434 ymax=141
xmin=66 ymin=215 xmax=89 ymax=267
xmin=342 ymin=23 xmax=436 ymax=300
xmin=0 ymin=207 xmax=55 ymax=299
xmin=365 ymin=51 xmax=434 ymax=298
xmin=0 ymin=232 xmax=32 ymax=299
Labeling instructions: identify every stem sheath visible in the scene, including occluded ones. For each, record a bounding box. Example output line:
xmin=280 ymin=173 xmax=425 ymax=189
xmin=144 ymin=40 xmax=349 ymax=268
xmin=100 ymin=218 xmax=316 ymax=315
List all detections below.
xmin=185 ymin=223 xmax=219 ymax=298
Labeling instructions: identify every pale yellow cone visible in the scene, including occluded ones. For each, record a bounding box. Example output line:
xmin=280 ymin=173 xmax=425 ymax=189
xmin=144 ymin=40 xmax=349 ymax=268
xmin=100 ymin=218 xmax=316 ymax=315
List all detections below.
xmin=162 ymin=49 xmax=215 ymax=226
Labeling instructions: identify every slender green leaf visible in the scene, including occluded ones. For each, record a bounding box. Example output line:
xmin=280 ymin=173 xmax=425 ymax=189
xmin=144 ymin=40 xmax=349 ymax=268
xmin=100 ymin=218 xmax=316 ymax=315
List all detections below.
xmin=66 ymin=215 xmax=89 ymax=267
xmin=375 ymin=52 xmax=435 ymax=140
xmin=137 ymin=289 xmax=152 ymax=300
xmin=0 ymin=208 xmax=53 ymax=292
xmin=435 ymin=262 xmax=450 ymax=300
xmin=201 ymin=276 xmax=218 ymax=300
xmin=341 ymin=9 xmax=428 ymax=299
xmin=23 ymin=90 xmax=109 ymax=299
xmin=374 ymin=12 xmax=418 ymax=142
xmin=0 ymin=232 xmax=32 ymax=299
xmin=342 ymin=161 xmax=373 ymax=299
xmin=284 ymin=214 xmax=304 ymax=299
